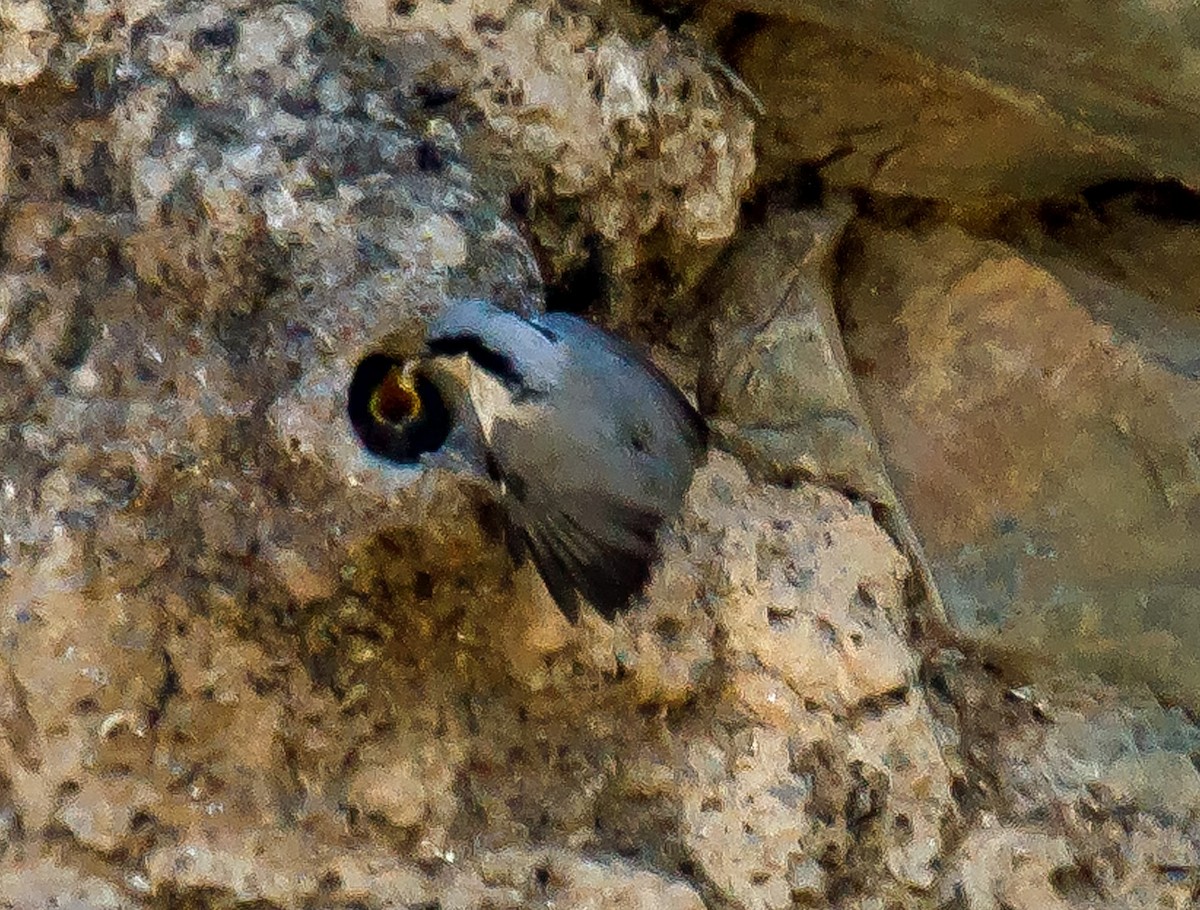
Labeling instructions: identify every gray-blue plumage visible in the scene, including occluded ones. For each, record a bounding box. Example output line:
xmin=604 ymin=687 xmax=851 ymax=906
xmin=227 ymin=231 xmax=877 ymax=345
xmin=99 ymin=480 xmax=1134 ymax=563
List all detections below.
xmin=423 ymin=299 xmax=707 ymax=622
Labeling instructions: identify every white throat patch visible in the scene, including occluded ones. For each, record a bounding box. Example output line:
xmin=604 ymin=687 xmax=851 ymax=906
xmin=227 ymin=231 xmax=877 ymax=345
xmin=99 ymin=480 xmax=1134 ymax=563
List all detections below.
xmin=466 ymin=362 xmax=518 ymax=445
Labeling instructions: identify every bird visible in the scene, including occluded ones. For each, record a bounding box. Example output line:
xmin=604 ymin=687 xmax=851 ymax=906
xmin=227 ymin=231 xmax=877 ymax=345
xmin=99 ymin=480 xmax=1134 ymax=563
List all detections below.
xmin=347 ymin=299 xmax=708 ymax=623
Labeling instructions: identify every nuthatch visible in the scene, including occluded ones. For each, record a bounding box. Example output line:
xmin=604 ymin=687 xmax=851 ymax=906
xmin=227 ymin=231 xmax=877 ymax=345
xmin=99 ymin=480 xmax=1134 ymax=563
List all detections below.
xmin=348 ymin=299 xmax=708 ymax=622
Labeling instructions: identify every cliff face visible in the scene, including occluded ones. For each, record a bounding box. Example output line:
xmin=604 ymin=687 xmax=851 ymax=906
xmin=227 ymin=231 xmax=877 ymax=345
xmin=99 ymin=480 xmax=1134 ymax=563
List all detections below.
xmin=2 ymin=0 xmax=1200 ymax=908
xmin=702 ymin=0 xmax=1200 ymax=192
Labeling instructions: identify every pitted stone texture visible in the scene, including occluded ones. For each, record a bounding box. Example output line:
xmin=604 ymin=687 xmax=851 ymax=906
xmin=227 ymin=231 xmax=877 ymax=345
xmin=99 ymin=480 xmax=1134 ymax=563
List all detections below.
xmin=348 ymin=0 xmax=756 ymax=288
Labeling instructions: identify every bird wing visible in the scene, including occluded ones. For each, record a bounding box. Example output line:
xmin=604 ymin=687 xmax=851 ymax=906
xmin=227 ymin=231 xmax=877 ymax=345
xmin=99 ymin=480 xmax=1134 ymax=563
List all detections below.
xmin=520 ymin=497 xmax=662 ymax=622
xmin=489 ymin=417 xmax=668 ymax=623
xmin=537 ymin=311 xmax=709 ymax=452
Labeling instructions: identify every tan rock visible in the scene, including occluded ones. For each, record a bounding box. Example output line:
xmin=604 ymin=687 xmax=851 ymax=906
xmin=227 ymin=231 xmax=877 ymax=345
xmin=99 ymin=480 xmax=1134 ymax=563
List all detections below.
xmin=326 ymin=853 xmax=435 ymax=907
xmin=698 ymin=456 xmax=913 ymax=711
xmin=0 ymin=857 xmax=134 ymax=910
xmin=679 ymin=728 xmax=809 ymax=910
xmin=849 ymin=698 xmax=955 ymax=890
xmin=0 ymin=537 xmax=163 ymax=831
xmin=0 ymin=0 xmax=53 ymax=86
xmin=146 ymin=829 xmax=322 ymax=907
xmin=346 ymin=727 xmax=465 ymax=835
xmin=840 ymin=221 xmax=1200 ymax=706
xmin=548 ymin=853 xmax=705 ymax=910
xmin=348 ymin=0 xmax=755 ymax=290
xmin=56 ymin=777 xmax=158 ymax=853
xmin=705 ymin=0 xmax=1200 ymax=189
xmin=1100 ymin=752 xmax=1200 ymax=817
xmin=699 ymin=11 xmax=1140 ymax=213
xmin=944 ymin=825 xmax=1074 ymax=910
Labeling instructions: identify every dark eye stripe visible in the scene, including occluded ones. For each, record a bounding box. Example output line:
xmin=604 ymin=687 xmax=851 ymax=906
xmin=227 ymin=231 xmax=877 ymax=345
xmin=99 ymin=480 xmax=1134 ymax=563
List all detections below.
xmin=427 ymin=333 xmax=524 ymax=386
xmin=528 ymin=320 xmax=559 ymax=342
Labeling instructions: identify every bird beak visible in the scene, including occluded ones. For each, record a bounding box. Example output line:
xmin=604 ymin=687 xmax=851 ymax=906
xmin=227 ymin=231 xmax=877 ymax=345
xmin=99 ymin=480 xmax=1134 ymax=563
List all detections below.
xmin=421 ymin=352 xmax=473 ymax=386
xmin=367 ymin=362 xmax=423 ymax=425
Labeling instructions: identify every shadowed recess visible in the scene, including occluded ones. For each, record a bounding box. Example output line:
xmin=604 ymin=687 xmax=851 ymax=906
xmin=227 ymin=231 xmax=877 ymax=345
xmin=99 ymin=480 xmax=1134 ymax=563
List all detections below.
xmin=347 ymin=353 xmax=451 ymax=462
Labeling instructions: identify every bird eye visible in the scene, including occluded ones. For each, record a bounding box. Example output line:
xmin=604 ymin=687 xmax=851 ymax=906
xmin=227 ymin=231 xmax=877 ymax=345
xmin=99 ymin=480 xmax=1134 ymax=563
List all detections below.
xmin=347 ymin=353 xmax=451 ymax=463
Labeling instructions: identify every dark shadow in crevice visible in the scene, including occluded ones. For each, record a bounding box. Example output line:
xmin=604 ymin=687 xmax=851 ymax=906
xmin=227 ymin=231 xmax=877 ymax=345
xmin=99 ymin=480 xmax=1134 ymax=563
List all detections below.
xmin=1081 ymin=176 xmax=1200 ymax=223
xmin=542 ymin=232 xmax=609 ymax=316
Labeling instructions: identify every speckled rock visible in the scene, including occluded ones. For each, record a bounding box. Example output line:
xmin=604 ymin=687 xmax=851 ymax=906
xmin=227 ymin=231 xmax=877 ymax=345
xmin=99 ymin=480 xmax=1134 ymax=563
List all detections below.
xmin=348 ymin=0 xmax=757 ymax=298
xmin=0 ymin=858 xmax=136 ymax=910
xmin=943 ymin=824 xmax=1075 ymax=910
xmin=0 ymin=0 xmax=151 ymax=88
xmin=0 ymin=535 xmax=164 ymax=834
xmin=663 ymin=454 xmax=954 ymax=908
xmin=5 ymin=0 xmax=1200 ymax=906
xmin=939 ymin=665 xmax=1200 ymax=910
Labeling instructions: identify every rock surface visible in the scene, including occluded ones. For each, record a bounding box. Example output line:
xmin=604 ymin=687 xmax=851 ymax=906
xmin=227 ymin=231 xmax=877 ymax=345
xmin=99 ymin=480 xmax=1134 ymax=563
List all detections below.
xmin=696 ymin=201 xmax=946 ymax=633
xmin=698 ymin=11 xmax=1144 ymax=212
xmin=2 ymin=0 xmax=1200 ymax=906
xmin=838 ymin=218 xmax=1200 ymax=708
xmin=348 ymin=0 xmax=756 ymax=307
xmin=701 ymin=0 xmax=1200 ymax=192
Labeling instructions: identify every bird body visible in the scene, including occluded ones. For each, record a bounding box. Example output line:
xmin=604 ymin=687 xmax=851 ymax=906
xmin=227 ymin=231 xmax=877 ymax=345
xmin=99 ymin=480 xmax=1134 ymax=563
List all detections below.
xmin=404 ymin=299 xmax=707 ymax=622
